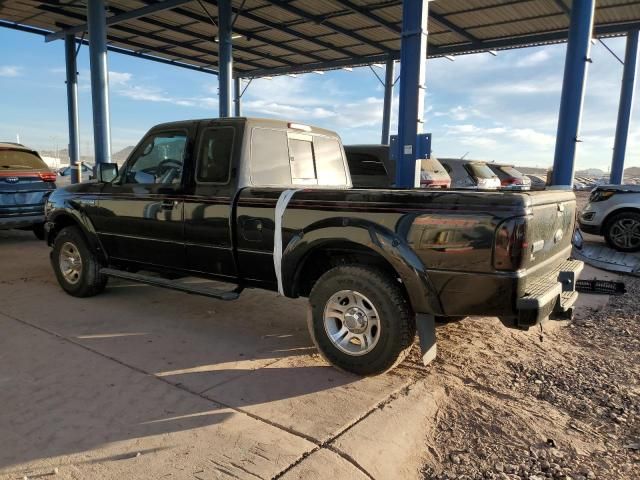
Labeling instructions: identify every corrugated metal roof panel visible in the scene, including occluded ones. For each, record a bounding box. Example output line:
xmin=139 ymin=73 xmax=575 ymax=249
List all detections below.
xmin=1 ymin=0 xmax=639 ymax=77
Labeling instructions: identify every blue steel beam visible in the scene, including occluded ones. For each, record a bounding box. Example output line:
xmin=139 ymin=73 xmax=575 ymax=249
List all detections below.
xmin=218 ymin=0 xmax=233 ymax=117
xmin=234 ymin=77 xmax=242 ymax=117
xmin=64 ymin=34 xmax=80 ymax=184
xmin=87 ymin=0 xmax=112 ymax=164
xmin=551 ymin=0 xmax=596 ymax=187
xmin=611 ymin=30 xmax=640 ymax=185
xmin=396 ymin=0 xmax=429 ymax=188
xmin=0 ymin=20 xmax=220 ymax=76
xmin=381 ymin=57 xmax=395 ymax=144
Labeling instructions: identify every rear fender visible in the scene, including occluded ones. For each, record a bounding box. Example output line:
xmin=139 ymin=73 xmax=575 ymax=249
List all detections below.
xmin=281 ymin=217 xmax=443 ymax=315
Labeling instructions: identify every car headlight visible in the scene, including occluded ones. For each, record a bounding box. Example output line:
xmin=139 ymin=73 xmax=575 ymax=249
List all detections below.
xmin=589 ymin=190 xmax=615 ymax=202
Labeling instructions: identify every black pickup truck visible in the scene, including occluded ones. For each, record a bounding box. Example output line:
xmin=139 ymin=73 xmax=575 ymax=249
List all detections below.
xmin=44 ymin=118 xmax=583 ymax=375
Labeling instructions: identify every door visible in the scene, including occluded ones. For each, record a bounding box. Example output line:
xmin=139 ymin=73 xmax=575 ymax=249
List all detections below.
xmin=92 ymin=130 xmax=188 ymax=269
xmin=184 ymin=124 xmax=237 ymax=278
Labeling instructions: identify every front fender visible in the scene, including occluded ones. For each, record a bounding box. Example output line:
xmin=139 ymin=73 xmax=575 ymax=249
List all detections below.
xmin=46 ymin=200 xmax=106 ymax=262
xmin=281 ymin=217 xmax=443 ymax=315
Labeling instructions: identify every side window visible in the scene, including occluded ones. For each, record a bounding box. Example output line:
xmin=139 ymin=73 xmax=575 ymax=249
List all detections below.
xmin=124 ymin=132 xmax=187 ymax=185
xmin=347 ymin=153 xmax=387 ymax=176
xmin=197 ymin=127 xmax=234 ymax=183
xmin=289 ymin=137 xmax=316 ymax=181
xmin=314 ymin=136 xmax=347 ymax=185
xmin=250 ymin=128 xmax=291 ymax=185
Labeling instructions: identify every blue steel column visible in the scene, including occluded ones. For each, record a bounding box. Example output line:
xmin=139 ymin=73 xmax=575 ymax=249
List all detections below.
xmin=381 ymin=57 xmax=395 ymax=144
xmin=551 ymin=0 xmax=596 ymax=187
xmin=396 ymin=0 xmax=428 ymax=188
xmin=64 ymin=35 xmax=80 ymax=184
xmin=218 ymin=0 xmax=233 ymax=117
xmin=611 ymin=30 xmax=640 ymax=185
xmin=234 ymin=77 xmax=242 ymax=117
xmin=87 ymin=0 xmax=112 ymax=164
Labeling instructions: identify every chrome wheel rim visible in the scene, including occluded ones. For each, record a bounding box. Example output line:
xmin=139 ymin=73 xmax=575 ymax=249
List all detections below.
xmin=59 ymin=242 xmax=83 ymax=285
xmin=323 ymin=290 xmax=381 ymax=356
xmin=610 ymin=218 xmax=640 ymax=249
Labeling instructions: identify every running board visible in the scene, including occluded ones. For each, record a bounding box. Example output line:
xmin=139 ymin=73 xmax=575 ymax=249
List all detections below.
xmin=100 ymin=268 xmax=241 ymax=301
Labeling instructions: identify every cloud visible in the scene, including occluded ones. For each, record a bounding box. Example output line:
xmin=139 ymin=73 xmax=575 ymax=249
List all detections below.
xmin=434 ymin=105 xmax=486 ymax=121
xmin=0 ymin=66 xmax=22 ymax=77
xmin=516 ymin=50 xmax=551 ymax=67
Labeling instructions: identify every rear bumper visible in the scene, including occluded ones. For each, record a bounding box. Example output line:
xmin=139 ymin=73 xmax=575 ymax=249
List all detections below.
xmin=516 ymin=258 xmax=584 ymax=327
xmin=0 ymin=214 xmax=44 ymax=230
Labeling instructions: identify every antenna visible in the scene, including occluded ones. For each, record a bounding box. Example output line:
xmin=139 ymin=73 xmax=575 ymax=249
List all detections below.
xmin=460 ymin=151 xmax=469 ymax=160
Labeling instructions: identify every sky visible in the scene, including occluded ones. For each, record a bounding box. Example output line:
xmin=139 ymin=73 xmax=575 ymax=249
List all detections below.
xmin=0 ymin=27 xmax=638 ymax=171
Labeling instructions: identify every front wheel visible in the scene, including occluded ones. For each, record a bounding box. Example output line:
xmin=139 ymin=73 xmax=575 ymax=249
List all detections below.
xmin=604 ymin=211 xmax=640 ymax=252
xmin=51 ymin=226 xmax=108 ymax=297
xmin=308 ymin=265 xmax=416 ymax=376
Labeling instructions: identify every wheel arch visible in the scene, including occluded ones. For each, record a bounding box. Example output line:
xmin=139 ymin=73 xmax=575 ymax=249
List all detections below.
xmin=602 ymin=206 xmax=640 ymax=232
xmin=281 ymin=220 xmax=443 ymax=316
xmin=47 ymin=211 xmax=106 ymax=263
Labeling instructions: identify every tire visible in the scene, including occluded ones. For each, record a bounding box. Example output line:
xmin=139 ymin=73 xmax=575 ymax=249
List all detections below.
xmin=308 ymin=265 xmax=416 ymax=376
xmin=51 ymin=226 xmax=108 ymax=297
xmin=604 ymin=211 xmax=640 ymax=252
xmin=32 ymin=223 xmax=45 ymax=240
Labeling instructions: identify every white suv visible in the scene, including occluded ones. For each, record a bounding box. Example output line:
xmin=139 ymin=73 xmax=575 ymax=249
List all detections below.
xmin=578 ymin=185 xmax=640 ymax=252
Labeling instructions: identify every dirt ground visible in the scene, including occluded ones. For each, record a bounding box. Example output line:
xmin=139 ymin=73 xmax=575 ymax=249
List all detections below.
xmin=414 ymin=274 xmax=640 ymax=480
xmin=1 ymin=194 xmax=638 ymax=479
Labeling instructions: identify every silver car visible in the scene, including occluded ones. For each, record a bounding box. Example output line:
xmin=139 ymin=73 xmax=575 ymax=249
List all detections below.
xmin=578 ymin=184 xmax=640 ymax=252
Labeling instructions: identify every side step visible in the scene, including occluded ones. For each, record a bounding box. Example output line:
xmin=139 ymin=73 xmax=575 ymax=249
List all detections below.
xmin=100 ymin=268 xmax=242 ymax=301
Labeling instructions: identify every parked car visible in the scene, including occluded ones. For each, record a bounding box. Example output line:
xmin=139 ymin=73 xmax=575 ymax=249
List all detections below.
xmin=58 ymin=163 xmax=94 ymax=182
xmin=45 ymin=118 xmax=583 ymax=375
xmin=343 ymin=144 xmax=394 ymax=188
xmin=578 ymin=184 xmax=640 ymax=252
xmin=488 ymin=164 xmax=531 ymax=190
xmin=526 ymin=174 xmax=548 ymax=189
xmin=439 ymin=158 xmax=501 ymax=189
xmin=344 ymin=145 xmax=450 ymax=188
xmin=0 ymin=142 xmax=56 ymax=239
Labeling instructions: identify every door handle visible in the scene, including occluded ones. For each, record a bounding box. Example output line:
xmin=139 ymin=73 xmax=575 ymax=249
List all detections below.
xmin=161 ymin=199 xmax=177 ymax=210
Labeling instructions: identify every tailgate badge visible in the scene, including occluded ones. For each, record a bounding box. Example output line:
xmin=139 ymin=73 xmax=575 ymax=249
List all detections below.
xmin=554 ymin=228 xmax=564 ymax=244
xmin=4 ymin=177 xmax=19 ymax=183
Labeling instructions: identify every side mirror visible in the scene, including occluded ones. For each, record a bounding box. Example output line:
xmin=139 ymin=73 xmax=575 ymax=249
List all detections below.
xmin=97 ymin=163 xmax=118 ymax=183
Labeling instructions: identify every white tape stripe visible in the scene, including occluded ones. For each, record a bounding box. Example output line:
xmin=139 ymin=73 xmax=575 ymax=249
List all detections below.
xmin=273 ymin=189 xmax=301 ymax=295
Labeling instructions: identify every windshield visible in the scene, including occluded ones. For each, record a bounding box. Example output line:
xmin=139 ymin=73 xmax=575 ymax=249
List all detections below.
xmin=0 ymin=149 xmax=48 ymax=170
xmin=500 ymin=166 xmax=526 ymax=178
xmin=467 ymin=163 xmax=497 ymax=179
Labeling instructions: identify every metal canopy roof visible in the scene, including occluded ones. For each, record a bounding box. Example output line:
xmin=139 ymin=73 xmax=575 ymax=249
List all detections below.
xmin=2 ymin=1 xmax=640 ymax=79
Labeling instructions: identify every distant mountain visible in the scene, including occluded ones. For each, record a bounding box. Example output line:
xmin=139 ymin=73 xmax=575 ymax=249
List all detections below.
xmin=515 ymin=166 xmax=548 ymax=175
xmin=625 ymin=166 xmax=640 ymax=176
xmin=113 ymin=146 xmax=134 ymax=164
xmin=576 ymin=168 xmax=605 ymax=176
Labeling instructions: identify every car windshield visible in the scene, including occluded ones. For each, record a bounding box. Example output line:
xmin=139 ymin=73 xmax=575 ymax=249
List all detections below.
xmin=0 ymin=149 xmax=48 ymax=170
xmin=468 ymin=163 xmax=497 ymax=179
xmin=500 ymin=166 xmax=526 ymax=178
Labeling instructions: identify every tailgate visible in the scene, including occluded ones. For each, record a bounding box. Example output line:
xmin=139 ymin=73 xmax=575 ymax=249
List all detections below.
xmin=0 ymin=176 xmax=53 ymax=217
xmin=521 ymin=190 xmax=576 ymax=272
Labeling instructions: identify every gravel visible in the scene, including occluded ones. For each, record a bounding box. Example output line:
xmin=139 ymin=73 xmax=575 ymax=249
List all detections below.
xmin=415 ymin=273 xmax=640 ymax=480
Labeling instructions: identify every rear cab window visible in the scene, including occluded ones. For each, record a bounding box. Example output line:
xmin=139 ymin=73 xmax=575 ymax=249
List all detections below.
xmin=250 ymin=127 xmax=348 ymax=187
xmin=466 ymin=162 xmax=496 ymax=179
xmin=0 ymin=149 xmax=48 ymax=171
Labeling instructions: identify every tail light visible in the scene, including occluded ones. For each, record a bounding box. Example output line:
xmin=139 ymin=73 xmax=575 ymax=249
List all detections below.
xmin=501 ymin=178 xmax=519 ymax=186
xmin=494 ymin=217 xmax=527 ymax=271
xmin=38 ymin=172 xmax=57 ymax=182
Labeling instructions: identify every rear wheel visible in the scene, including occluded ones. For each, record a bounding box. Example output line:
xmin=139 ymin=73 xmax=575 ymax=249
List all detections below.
xmin=308 ymin=265 xmax=415 ymax=375
xmin=51 ymin=226 xmax=108 ymax=297
xmin=604 ymin=211 xmax=640 ymax=252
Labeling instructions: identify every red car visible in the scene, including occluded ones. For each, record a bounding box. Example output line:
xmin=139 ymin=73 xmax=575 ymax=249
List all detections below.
xmin=0 ymin=142 xmax=56 ymax=239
